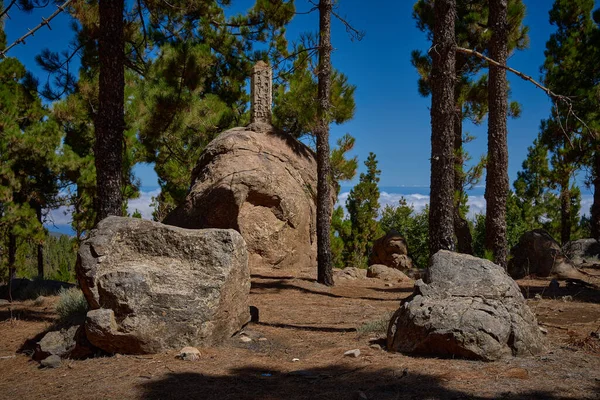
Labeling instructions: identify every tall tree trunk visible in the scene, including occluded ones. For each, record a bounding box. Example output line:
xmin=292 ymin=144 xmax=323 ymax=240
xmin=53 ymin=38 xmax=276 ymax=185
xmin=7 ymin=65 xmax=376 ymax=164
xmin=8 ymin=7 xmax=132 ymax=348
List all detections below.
xmin=559 ymin=180 xmax=571 ymax=245
xmin=485 ymin=0 xmax=509 ymax=268
xmin=36 ymin=204 xmax=44 ymax=279
xmin=316 ymin=0 xmax=334 ymax=286
xmin=429 ymin=0 xmax=456 ymax=256
xmin=453 ymin=107 xmax=473 ymax=254
xmin=95 ymin=0 xmax=124 ymax=223
xmin=7 ymin=233 xmax=16 ymax=302
xmin=591 ymin=151 xmax=600 ymax=240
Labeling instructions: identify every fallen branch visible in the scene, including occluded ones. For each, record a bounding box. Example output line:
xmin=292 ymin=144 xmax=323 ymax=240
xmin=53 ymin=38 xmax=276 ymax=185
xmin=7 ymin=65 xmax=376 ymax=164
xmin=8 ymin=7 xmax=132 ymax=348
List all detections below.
xmin=0 ymin=0 xmax=73 ymax=59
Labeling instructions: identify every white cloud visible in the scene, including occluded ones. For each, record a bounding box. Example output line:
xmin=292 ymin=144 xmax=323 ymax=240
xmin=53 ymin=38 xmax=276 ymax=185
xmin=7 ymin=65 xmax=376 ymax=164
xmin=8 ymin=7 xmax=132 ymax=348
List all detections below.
xmin=127 ymin=188 xmax=161 ymax=220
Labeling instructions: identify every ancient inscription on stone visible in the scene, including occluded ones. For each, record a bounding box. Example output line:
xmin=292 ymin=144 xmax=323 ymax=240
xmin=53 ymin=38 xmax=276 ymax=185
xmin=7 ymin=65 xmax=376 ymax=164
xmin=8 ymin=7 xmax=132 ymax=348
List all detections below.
xmin=251 ymin=61 xmax=272 ymax=124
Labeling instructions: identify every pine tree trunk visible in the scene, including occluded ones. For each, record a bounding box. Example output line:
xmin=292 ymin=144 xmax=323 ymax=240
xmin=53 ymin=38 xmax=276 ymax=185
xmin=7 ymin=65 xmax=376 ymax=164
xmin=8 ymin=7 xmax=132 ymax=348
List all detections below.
xmin=485 ymin=0 xmax=509 ymax=268
xmin=95 ymin=0 xmax=124 ymax=223
xmin=36 ymin=204 xmax=44 ymax=279
xmin=7 ymin=233 xmax=16 ymax=302
xmin=453 ymin=107 xmax=473 ymax=254
xmin=429 ymin=0 xmax=456 ymax=256
xmin=591 ymin=151 xmax=600 ymax=240
xmin=559 ymin=180 xmax=571 ymax=245
xmin=316 ymin=0 xmax=334 ymax=286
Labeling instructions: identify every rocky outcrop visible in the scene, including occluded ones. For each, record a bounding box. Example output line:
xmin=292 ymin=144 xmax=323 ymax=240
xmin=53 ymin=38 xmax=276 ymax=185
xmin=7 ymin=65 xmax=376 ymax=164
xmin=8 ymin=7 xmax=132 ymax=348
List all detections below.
xmin=164 ymin=126 xmax=321 ymax=273
xmin=333 ymin=267 xmax=367 ymax=280
xmin=34 ymin=325 xmax=94 ymax=360
xmin=563 ymin=238 xmax=600 ymax=266
xmin=508 ymin=229 xmax=583 ymax=279
xmin=76 ymin=217 xmax=250 ymax=354
xmin=387 ymin=251 xmax=545 ymax=361
xmin=367 ymin=264 xmax=411 ymax=282
xmin=368 ymin=231 xmax=413 ymax=270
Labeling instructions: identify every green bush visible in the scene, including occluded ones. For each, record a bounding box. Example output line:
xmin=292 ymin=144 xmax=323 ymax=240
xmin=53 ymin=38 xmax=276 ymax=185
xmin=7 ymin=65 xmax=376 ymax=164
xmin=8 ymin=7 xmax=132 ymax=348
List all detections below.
xmin=56 ymin=287 xmax=88 ymax=323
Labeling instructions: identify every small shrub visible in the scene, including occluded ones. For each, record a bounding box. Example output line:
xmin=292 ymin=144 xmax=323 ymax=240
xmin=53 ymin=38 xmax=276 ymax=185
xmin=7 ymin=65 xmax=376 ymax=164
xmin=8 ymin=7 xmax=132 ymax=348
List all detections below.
xmin=356 ymin=312 xmax=394 ymax=336
xmin=56 ymin=287 xmax=88 ymax=323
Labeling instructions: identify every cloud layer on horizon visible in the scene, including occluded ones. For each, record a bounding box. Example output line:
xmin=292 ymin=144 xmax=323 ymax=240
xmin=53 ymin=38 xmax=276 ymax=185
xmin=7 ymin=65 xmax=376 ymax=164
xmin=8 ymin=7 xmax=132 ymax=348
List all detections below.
xmin=45 ymin=188 xmax=594 ymax=232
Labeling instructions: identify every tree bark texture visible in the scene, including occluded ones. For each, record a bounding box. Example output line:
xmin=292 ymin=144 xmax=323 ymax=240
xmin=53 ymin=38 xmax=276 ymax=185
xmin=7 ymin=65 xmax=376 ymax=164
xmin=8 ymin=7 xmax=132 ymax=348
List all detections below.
xmin=36 ymin=204 xmax=44 ymax=278
xmin=316 ymin=0 xmax=334 ymax=286
xmin=559 ymin=179 xmax=571 ymax=246
xmin=95 ymin=0 xmax=124 ymax=223
xmin=453 ymin=108 xmax=473 ymax=254
xmin=429 ymin=0 xmax=456 ymax=256
xmin=8 ymin=233 xmax=16 ymax=302
xmin=591 ymin=151 xmax=600 ymax=240
xmin=485 ymin=0 xmax=509 ymax=268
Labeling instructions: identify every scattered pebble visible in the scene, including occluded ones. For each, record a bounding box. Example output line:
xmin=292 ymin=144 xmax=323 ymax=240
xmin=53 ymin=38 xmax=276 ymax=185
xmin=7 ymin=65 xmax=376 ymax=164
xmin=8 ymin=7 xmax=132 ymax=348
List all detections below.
xmin=40 ymin=355 xmax=61 ymax=368
xmin=357 ymin=390 xmax=368 ymax=400
xmin=369 ymin=344 xmax=382 ymax=351
xmin=292 ymin=358 xmax=300 ymax=362
xmin=539 ymin=326 xmax=548 ymax=334
xmin=240 ymin=335 xmax=253 ymax=343
xmin=385 ymin=283 xmax=393 ymax=287
xmin=258 ymin=337 xmax=268 ymax=342
xmin=177 ymin=347 xmax=200 ymax=361
xmin=561 ymin=295 xmax=573 ymax=302
xmin=344 ymin=349 xmax=361 ymax=358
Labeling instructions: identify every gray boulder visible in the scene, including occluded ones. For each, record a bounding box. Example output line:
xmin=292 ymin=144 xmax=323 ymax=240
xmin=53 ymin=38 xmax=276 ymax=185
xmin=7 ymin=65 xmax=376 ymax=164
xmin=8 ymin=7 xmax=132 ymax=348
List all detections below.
xmin=563 ymin=238 xmax=600 ymax=266
xmin=77 ymin=217 xmax=250 ymax=354
xmin=34 ymin=325 xmax=94 ymax=360
xmin=164 ymin=126 xmax=323 ymax=273
xmin=387 ymin=250 xmax=545 ymax=361
xmin=508 ymin=229 xmax=584 ymax=279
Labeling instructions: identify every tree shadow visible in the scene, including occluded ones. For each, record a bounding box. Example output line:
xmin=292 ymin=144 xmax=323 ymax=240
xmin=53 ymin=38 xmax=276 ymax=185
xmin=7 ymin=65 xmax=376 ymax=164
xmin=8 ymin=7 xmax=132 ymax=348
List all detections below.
xmin=251 ymin=280 xmax=399 ymax=302
xmin=138 ymin=364 xmax=598 ymax=400
xmin=0 ymin=307 xmax=56 ymax=323
xmin=251 ymin=274 xmax=315 ymax=283
xmin=256 ymin=321 xmax=356 ymax=333
xmin=519 ymin=284 xmax=600 ymax=304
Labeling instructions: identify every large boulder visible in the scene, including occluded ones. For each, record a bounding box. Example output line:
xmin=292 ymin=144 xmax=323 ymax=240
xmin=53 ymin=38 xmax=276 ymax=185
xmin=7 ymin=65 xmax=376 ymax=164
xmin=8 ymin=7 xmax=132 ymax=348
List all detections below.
xmin=367 ymin=264 xmax=411 ymax=282
xmin=563 ymin=238 xmax=600 ymax=266
xmin=164 ymin=125 xmax=320 ymax=273
xmin=76 ymin=217 xmax=250 ymax=354
xmin=508 ymin=229 xmax=583 ymax=279
xmin=368 ymin=231 xmax=413 ymax=270
xmin=387 ymin=251 xmax=545 ymax=361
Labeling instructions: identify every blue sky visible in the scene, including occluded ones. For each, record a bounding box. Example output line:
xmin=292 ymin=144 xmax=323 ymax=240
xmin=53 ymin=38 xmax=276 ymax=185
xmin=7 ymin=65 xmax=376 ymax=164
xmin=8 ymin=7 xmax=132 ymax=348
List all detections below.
xmin=2 ymin=0 xmax=597 ymax=231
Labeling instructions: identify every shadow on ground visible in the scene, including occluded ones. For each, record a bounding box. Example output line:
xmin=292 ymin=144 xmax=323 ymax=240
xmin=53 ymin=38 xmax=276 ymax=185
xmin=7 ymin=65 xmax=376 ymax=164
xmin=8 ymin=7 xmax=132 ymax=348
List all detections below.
xmin=251 ymin=279 xmax=400 ymax=302
xmin=138 ymin=364 xmax=599 ymax=400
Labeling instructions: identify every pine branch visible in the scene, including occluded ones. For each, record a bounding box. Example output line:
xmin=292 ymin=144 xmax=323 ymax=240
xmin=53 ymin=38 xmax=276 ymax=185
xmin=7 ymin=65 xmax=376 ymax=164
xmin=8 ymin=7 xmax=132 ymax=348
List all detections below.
xmin=0 ymin=0 xmax=73 ymax=59
xmin=0 ymin=0 xmax=18 ymax=19
xmin=456 ymin=46 xmax=598 ymax=141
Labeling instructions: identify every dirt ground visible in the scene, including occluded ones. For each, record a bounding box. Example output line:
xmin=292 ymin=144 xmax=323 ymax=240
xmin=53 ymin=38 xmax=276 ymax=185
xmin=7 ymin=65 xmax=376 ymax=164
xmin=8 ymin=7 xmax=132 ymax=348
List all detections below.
xmin=1 ymin=270 xmax=599 ymax=400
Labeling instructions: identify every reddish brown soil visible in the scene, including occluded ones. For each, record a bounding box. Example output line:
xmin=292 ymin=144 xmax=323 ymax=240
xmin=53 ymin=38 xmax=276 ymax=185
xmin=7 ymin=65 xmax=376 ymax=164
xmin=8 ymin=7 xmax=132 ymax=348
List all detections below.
xmin=1 ymin=271 xmax=599 ymax=400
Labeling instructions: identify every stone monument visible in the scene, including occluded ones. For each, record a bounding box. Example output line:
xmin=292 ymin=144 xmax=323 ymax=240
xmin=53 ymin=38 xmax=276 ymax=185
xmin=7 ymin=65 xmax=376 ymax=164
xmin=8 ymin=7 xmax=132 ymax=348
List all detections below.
xmin=249 ymin=61 xmax=272 ymax=132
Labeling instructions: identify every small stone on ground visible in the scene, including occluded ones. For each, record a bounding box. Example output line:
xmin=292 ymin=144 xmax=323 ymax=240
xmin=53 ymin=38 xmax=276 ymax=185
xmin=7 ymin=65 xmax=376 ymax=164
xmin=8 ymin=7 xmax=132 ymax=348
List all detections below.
xmin=40 ymin=355 xmax=61 ymax=368
xmin=177 ymin=347 xmax=200 ymax=361
xmin=344 ymin=349 xmax=361 ymax=358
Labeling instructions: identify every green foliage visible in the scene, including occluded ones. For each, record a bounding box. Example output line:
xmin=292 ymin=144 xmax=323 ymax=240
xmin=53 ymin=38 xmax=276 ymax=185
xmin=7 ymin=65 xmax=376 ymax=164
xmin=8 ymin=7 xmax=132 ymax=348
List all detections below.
xmin=56 ymin=287 xmax=88 ymax=323
xmin=379 ymin=199 xmax=430 ymax=269
xmin=330 ymin=134 xmax=359 ymax=196
xmin=272 ymin=42 xmax=356 ymax=139
xmin=345 ymin=153 xmax=381 ymax=268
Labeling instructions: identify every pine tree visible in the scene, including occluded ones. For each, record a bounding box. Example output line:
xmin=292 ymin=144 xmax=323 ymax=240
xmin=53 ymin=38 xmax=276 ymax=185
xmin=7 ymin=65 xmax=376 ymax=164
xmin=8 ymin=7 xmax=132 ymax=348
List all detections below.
xmin=94 ymin=0 xmax=125 ymax=222
xmin=542 ymin=0 xmax=600 ymax=240
xmin=345 ymin=153 xmax=381 ymax=268
xmin=0 ymin=25 xmax=62 ymax=284
xmin=485 ymin=0 xmax=510 ymax=268
xmin=412 ymin=0 xmax=527 ymax=254
xmin=428 ymin=0 xmax=456 ymax=255
xmin=315 ymin=0 xmax=334 ymax=286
